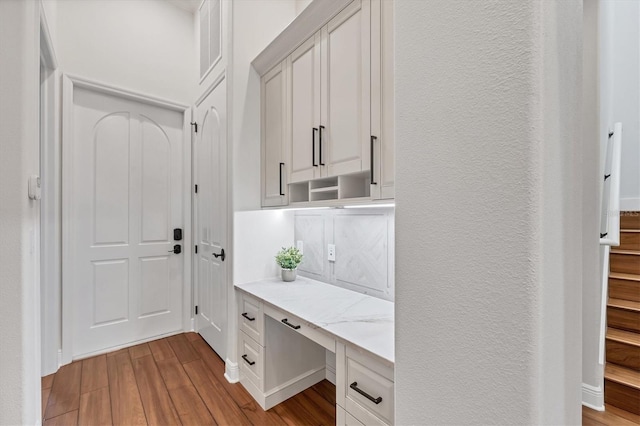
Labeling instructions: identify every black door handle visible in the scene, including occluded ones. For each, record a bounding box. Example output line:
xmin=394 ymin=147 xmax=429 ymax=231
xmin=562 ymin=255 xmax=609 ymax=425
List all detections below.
xmin=168 ymin=244 xmax=181 ymax=254
xmin=242 ymin=354 xmax=255 ymax=366
xmin=370 ymin=135 xmax=377 ymax=185
xmin=241 ymin=312 xmax=255 ymax=321
xmin=281 ymin=318 xmax=301 ymax=330
xmin=350 ymin=382 xmax=383 ymax=404
xmin=279 ymin=162 xmax=285 ymax=196
xmin=312 ymin=128 xmax=318 ymax=167
xmin=212 ymin=248 xmax=225 ymax=262
xmin=319 ymin=125 xmax=325 ymax=166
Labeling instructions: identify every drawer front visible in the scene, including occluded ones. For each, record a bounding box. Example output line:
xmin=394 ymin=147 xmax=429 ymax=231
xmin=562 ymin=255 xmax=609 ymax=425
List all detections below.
xmin=345 ymin=350 xmax=394 ymax=424
xmin=240 ymin=293 xmax=264 ymax=345
xmin=264 ymin=304 xmax=335 ymax=352
xmin=239 ymin=331 xmax=263 ymax=389
xmin=337 ymin=405 xmax=365 ymax=426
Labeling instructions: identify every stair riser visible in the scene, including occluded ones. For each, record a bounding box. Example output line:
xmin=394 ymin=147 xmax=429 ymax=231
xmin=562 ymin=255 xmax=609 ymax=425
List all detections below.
xmin=605 ymin=379 xmax=640 ymax=415
xmin=608 ymin=308 xmax=640 ymax=333
xmin=621 ymin=213 xmax=640 ymax=231
xmin=610 ymin=254 xmax=640 ymax=275
xmin=610 ymin=279 xmax=640 ymax=303
xmin=607 ymin=340 xmax=640 ymax=371
xmin=620 ymin=232 xmax=640 ymax=251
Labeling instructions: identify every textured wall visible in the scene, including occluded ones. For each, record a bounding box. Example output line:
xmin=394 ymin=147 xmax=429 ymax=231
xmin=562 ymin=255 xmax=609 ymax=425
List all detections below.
xmin=395 ymin=0 xmax=583 ymax=424
xmin=0 ymin=1 xmax=41 ymax=423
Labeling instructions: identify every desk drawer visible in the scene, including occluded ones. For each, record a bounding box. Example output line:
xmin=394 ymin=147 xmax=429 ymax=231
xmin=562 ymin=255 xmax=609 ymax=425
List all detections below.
xmin=240 ymin=293 xmax=264 ymax=345
xmin=345 ymin=348 xmax=394 ymax=425
xmin=337 ymin=405 xmax=365 ymax=426
xmin=264 ymin=304 xmax=335 ymax=352
xmin=239 ymin=331 xmax=263 ymax=389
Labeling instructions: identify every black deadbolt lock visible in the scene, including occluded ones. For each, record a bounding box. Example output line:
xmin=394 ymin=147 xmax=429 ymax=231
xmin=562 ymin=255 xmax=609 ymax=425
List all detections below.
xmin=173 ymin=228 xmax=183 ymax=241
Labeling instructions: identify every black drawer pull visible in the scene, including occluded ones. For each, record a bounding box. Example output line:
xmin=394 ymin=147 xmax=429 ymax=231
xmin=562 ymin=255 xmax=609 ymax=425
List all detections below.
xmin=281 ymin=318 xmax=301 ymax=330
xmin=242 ymin=354 xmax=255 ymax=366
xmin=350 ymin=382 xmax=382 ymax=404
xmin=241 ymin=312 xmax=255 ymax=321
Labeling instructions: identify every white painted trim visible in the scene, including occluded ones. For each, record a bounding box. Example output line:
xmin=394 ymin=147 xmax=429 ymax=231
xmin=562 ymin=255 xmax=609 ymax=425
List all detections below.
xmin=182 ymin=109 xmax=193 ymax=333
xmin=620 ymin=198 xmax=640 ymax=211
xmin=251 ymin=0 xmax=352 ymax=75
xmin=73 ymin=330 xmax=184 ymax=361
xmin=599 ymin=245 xmax=610 ymax=366
xmin=195 ymin=70 xmax=226 ymax=107
xmin=326 ymin=365 xmax=336 ymax=385
xmin=224 ymin=358 xmax=240 ymax=383
xmin=582 ymin=383 xmax=604 ymax=411
xmin=39 ymin=1 xmax=58 ymax=69
xmin=198 ymin=0 xmax=223 ymax=84
xmin=64 ymin=74 xmax=190 ymax=112
xmin=61 ymin=74 xmax=191 ymax=365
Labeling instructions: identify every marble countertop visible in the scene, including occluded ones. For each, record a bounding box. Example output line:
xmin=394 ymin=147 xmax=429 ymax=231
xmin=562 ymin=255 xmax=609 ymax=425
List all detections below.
xmin=235 ymin=276 xmax=394 ymax=364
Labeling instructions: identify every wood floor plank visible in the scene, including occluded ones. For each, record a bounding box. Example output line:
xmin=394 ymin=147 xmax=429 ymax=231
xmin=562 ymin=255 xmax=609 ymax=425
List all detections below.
xmin=148 ymin=338 xmax=176 ymax=362
xmin=183 ymin=359 xmax=251 ymax=426
xmin=106 ymin=350 xmax=147 ymax=426
xmin=132 ymin=355 xmax=181 ymax=426
xmin=79 ymin=387 xmax=112 ymax=426
xmin=168 ymin=384 xmax=216 ymax=426
xmin=156 ymin=356 xmax=192 ymax=391
xmin=42 ymin=374 xmax=54 ymax=390
xmin=81 ymin=354 xmax=108 ymax=394
xmin=43 ymin=410 xmax=78 ymax=426
xmin=239 ymin=400 xmax=286 ymax=426
xmin=106 ymin=348 xmax=130 ymax=358
xmin=129 ymin=343 xmax=152 ymax=360
xmin=605 ymin=403 xmax=640 ymax=423
xmin=311 ymin=380 xmax=336 ymax=406
xmin=273 ymin=397 xmax=321 ymax=426
xmin=167 ymin=333 xmax=200 ymax=364
xmin=300 ymin=387 xmax=336 ymax=425
xmin=184 ymin=332 xmax=201 ymax=342
xmin=44 ymin=361 xmax=82 ymax=419
xmin=583 ymin=405 xmax=639 ymax=426
xmin=189 ymin=338 xmax=254 ymax=406
xmin=41 ymin=387 xmax=52 ymax=419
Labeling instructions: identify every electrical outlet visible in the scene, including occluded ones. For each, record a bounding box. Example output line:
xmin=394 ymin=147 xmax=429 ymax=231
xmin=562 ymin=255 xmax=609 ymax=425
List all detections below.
xmin=296 ymin=240 xmax=304 ymax=254
xmin=328 ymin=244 xmax=336 ymax=261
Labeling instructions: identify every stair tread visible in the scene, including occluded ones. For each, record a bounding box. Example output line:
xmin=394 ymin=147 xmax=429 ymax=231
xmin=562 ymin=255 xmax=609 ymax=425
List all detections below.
xmin=605 ymin=363 xmax=640 ymax=389
xmin=610 ymin=272 xmax=640 ymax=282
xmin=610 ymin=249 xmax=640 ymax=255
xmin=607 ymin=327 xmax=640 ymax=346
xmin=609 ymin=298 xmax=640 ymax=312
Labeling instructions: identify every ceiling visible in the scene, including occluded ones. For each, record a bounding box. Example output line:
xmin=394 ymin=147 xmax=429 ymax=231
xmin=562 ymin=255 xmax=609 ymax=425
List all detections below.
xmin=166 ymin=0 xmax=202 ymax=13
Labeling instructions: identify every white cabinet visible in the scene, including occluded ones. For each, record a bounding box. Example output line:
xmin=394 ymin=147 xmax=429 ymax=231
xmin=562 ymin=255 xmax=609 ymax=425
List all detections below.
xmin=261 ymin=61 xmax=288 ymax=207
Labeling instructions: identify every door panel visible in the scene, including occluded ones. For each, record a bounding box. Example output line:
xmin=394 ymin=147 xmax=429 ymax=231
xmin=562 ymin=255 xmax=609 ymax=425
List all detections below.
xmin=290 ymin=34 xmax=321 ymax=183
xmin=70 ymin=87 xmax=184 ymax=358
xmin=322 ymin=0 xmax=370 ymax=177
xmin=195 ymin=78 xmax=228 ymax=359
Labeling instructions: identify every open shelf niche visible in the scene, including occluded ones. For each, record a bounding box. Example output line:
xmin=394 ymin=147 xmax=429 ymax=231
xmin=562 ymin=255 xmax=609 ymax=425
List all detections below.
xmin=288 ymin=172 xmax=371 ymax=205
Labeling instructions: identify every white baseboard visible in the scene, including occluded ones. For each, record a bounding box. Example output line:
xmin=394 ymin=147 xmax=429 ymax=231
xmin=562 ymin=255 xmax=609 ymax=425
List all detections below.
xmin=582 ymin=383 xmax=604 ymax=411
xmin=57 ymin=349 xmax=62 ymax=369
xmin=326 ymin=365 xmax=336 ymax=385
xmin=224 ymin=358 xmax=240 ymax=383
xmin=620 ymin=198 xmax=640 ymax=212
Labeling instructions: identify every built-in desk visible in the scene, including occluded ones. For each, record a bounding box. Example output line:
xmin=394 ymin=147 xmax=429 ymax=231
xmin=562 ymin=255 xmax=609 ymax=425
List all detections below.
xmin=235 ymin=277 xmax=395 ymax=425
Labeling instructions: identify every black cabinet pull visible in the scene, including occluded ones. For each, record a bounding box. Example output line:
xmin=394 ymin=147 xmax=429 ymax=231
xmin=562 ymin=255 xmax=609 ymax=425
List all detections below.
xmin=281 ymin=318 xmax=301 ymax=330
xmin=279 ymin=162 xmax=285 ymax=196
xmin=212 ymin=248 xmax=225 ymax=262
xmin=312 ymin=128 xmax=318 ymax=166
xmin=370 ymin=135 xmax=377 ymax=185
xmin=350 ymin=382 xmax=382 ymax=404
xmin=241 ymin=312 xmax=255 ymax=321
xmin=319 ymin=125 xmax=325 ymax=165
xmin=242 ymin=354 xmax=255 ymax=366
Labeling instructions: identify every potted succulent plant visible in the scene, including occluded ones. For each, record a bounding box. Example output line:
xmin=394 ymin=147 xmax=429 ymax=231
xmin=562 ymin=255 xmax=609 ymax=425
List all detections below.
xmin=275 ymin=246 xmax=303 ymax=282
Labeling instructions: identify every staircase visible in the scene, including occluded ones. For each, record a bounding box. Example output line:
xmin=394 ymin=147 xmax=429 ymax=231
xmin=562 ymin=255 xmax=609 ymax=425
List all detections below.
xmin=605 ymin=212 xmax=640 ymax=415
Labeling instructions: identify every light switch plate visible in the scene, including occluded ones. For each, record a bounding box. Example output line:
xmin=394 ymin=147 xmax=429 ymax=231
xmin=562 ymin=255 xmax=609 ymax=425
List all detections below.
xmin=296 ymin=240 xmax=304 ymax=254
xmin=328 ymin=244 xmax=336 ymax=261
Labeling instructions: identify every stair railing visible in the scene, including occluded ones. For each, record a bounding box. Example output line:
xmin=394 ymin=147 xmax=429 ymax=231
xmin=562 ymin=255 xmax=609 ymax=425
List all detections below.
xmin=598 ymin=122 xmax=622 ymax=365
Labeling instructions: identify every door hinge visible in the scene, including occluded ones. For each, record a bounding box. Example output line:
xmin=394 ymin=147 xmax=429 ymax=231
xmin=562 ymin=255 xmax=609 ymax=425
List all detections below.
xmin=190 ymin=121 xmax=198 ymax=133
xmin=195 ymin=245 xmax=198 ymax=254
xmin=195 ymin=305 xmax=198 ymax=315
xmin=195 ymin=184 xmax=198 ymax=193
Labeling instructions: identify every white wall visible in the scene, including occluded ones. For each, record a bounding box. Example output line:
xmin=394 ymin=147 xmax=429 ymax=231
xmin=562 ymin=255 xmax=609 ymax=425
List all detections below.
xmin=294 ymin=0 xmax=312 ymax=16
xmin=602 ymin=0 xmax=640 ymax=211
xmin=0 ymin=1 xmax=42 ymax=423
xmin=394 ymin=1 xmax=583 ymax=424
xmin=231 ymin=0 xmax=297 ymax=211
xmin=56 ymin=0 xmax=196 ymax=103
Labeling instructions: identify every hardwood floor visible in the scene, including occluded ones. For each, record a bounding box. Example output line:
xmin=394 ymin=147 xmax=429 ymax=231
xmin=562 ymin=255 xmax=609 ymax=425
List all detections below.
xmin=583 ymin=404 xmax=640 ymax=425
xmin=41 ymin=333 xmax=336 ymax=425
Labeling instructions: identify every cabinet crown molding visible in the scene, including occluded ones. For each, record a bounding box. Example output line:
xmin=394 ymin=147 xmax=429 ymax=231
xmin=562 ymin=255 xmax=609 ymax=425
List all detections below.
xmin=251 ymin=0 xmax=352 ymax=76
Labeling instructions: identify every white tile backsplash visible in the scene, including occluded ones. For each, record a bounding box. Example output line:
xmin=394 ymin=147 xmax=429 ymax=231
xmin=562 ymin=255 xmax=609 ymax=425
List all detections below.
xmin=294 ymin=207 xmax=394 ymax=301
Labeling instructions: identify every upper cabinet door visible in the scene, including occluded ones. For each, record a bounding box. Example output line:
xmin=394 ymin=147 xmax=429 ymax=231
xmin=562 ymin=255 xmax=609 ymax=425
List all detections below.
xmin=290 ymin=34 xmax=322 ymax=183
xmin=261 ymin=62 xmax=288 ymax=207
xmin=321 ymin=0 xmax=371 ymax=178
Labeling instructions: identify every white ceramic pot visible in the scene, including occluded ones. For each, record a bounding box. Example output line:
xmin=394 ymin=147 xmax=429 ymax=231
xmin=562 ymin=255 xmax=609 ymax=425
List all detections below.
xmin=281 ymin=268 xmax=297 ymax=282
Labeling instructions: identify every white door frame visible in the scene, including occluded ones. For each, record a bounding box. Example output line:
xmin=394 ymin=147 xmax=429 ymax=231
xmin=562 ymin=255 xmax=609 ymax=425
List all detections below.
xmin=61 ymin=74 xmax=193 ymax=365
xmin=39 ymin=2 xmax=61 ymax=376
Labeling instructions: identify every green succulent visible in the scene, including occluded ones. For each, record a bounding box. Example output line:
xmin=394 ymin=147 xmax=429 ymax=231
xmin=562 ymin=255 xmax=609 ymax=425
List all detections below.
xmin=275 ymin=246 xmax=303 ymax=270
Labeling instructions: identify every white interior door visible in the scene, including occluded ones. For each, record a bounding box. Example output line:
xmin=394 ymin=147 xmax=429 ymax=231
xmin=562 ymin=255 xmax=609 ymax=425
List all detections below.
xmin=68 ymin=86 xmax=185 ymax=359
xmin=194 ymin=78 xmax=228 ymax=359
